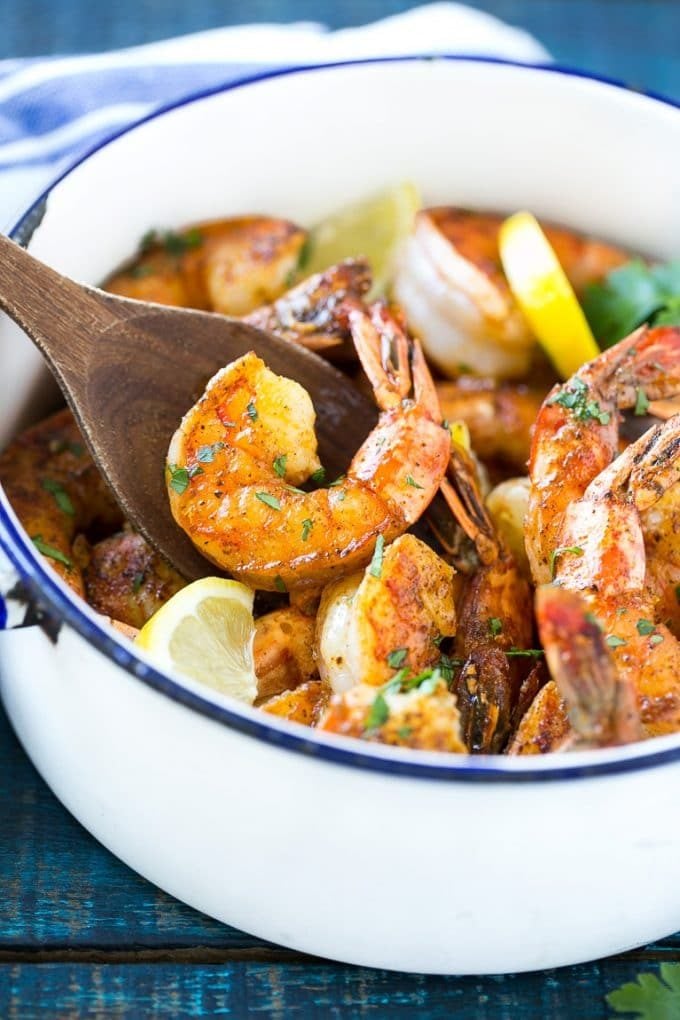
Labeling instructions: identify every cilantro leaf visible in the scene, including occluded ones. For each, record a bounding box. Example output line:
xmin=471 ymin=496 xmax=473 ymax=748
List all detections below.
xmin=607 ymin=962 xmax=680 ymax=1018
xmin=583 ymin=259 xmax=680 ymax=348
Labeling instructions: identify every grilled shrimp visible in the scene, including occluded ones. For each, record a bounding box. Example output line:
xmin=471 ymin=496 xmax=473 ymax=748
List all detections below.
xmin=437 ymin=442 xmax=533 ymax=752
xmin=318 ymin=676 xmax=467 ymax=752
xmin=253 ymin=606 xmax=318 ymax=703
xmin=105 ymin=216 xmax=306 ymax=315
xmin=393 ymin=208 xmax=628 ymax=380
xmin=167 ymin=302 xmax=451 ymax=591
xmin=261 ymin=680 xmax=330 ymax=726
xmin=435 ymin=377 xmax=544 ymax=472
xmin=526 ymin=326 xmax=680 ymax=585
xmin=0 ymin=408 xmax=122 ymax=596
xmin=534 ymin=416 xmax=680 ymax=739
xmin=315 ymin=533 xmax=458 ymax=694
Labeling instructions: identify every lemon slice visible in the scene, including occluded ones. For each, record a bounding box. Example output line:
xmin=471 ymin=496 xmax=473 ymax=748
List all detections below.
xmin=136 ymin=578 xmax=257 ymax=704
xmin=304 ymin=181 xmax=421 ymax=296
xmin=499 ymin=210 xmax=600 ymax=378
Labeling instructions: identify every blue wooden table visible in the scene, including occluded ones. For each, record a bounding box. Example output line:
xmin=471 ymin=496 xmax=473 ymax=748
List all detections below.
xmin=2 ymin=2 xmax=680 ymax=1016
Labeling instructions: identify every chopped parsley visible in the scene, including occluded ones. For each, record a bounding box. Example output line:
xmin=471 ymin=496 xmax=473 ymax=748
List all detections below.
xmin=650 ymin=633 xmax=665 ymax=647
xmin=273 ymin=454 xmax=288 ymax=478
xmin=547 ymin=378 xmax=611 ymax=425
xmin=301 ymin=518 xmax=314 ymax=542
xmin=636 ymin=618 xmax=655 ymax=636
xmin=386 ymin=648 xmax=408 ymax=669
xmin=310 ymin=467 xmax=326 ymax=485
xmin=196 ymin=442 xmax=225 ymax=463
xmin=369 ymin=535 xmax=385 ymax=578
xmin=129 ymin=264 xmax=155 ymax=279
xmin=132 ymin=571 xmax=145 ymax=593
xmin=634 ymin=387 xmax=650 ymax=416
xmin=31 ymin=535 xmax=72 ymax=569
xmin=246 ymin=401 xmax=258 ymax=422
xmin=505 ymin=648 xmax=545 ymax=659
xmin=488 ymin=617 xmax=503 ymax=638
xmin=606 ymin=634 xmax=627 ymax=648
xmin=396 ymin=726 xmax=413 ymax=741
xmin=405 ymin=474 xmax=424 ymax=489
xmin=41 ymin=478 xmax=75 ymax=517
xmin=365 ymin=692 xmax=390 ymax=731
xmin=140 ymin=227 xmax=203 ymax=256
xmin=255 ymin=492 xmax=281 ymax=511
xmin=167 ymin=464 xmax=189 ymax=494
xmin=549 ymin=545 xmax=584 ymax=579
xmin=274 ymin=575 xmax=287 ymax=593
xmin=329 ymin=474 xmax=346 ymax=487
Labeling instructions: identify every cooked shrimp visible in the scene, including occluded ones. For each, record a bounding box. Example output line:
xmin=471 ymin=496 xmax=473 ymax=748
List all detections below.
xmin=438 ymin=442 xmax=533 ymax=752
xmin=393 ymin=207 xmax=628 ymax=380
xmin=548 ymin=416 xmax=680 ymax=737
xmin=526 ymin=326 xmax=680 ymax=585
xmin=641 ymin=485 xmax=680 ymax=638
xmin=318 ymin=675 xmax=467 ymax=752
xmin=535 ymin=586 xmax=641 ymax=749
xmin=253 ymin=606 xmax=318 ymax=703
xmin=315 ymin=533 xmax=457 ymax=694
xmin=82 ymin=529 xmax=186 ymax=629
xmin=507 ymin=682 xmax=570 ymax=755
xmin=260 ymin=679 xmax=330 ymax=726
xmin=435 ymin=377 xmax=544 ymax=471
xmin=105 ymin=216 xmax=306 ymax=315
xmin=167 ymin=302 xmax=451 ymax=591
xmin=0 ymin=408 xmax=122 ymax=596
xmin=245 ymin=258 xmax=372 ymax=355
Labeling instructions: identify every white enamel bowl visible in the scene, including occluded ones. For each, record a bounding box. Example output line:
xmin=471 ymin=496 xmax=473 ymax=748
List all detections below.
xmin=1 ymin=58 xmax=679 ymax=975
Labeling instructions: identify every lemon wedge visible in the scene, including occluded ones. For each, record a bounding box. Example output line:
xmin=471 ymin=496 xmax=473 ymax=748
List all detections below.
xmin=136 ymin=578 xmax=257 ymax=704
xmin=303 ymin=181 xmax=421 ymax=296
xmin=499 ymin=210 xmax=600 ymax=378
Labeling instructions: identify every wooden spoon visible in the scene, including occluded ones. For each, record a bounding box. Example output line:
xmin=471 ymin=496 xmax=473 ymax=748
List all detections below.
xmin=0 ymin=234 xmax=376 ymax=581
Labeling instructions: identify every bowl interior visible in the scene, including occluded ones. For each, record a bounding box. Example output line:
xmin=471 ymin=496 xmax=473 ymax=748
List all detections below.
xmin=1 ymin=57 xmax=679 ymax=776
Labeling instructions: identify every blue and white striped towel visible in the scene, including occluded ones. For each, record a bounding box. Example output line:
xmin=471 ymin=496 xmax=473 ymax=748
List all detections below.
xmin=0 ymin=3 xmax=548 ymax=228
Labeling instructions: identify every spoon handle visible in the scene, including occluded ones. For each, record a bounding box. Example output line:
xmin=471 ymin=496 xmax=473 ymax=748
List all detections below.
xmin=0 ymin=233 xmax=120 ymax=387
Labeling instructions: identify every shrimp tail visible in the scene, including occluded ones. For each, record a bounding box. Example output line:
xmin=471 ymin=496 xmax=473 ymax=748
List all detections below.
xmin=455 ymin=647 xmax=512 ymax=753
xmin=439 ymin=442 xmax=498 ymax=565
xmin=348 ymin=301 xmax=413 ymax=409
xmin=536 ymin=585 xmax=641 ymax=748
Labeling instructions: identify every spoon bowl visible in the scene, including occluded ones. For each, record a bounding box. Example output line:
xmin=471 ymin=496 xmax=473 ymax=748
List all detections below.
xmin=0 ymin=234 xmax=375 ymax=579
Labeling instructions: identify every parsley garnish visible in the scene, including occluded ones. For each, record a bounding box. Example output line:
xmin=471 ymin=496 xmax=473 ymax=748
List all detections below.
xmin=274 ymin=575 xmax=287 ymax=593
xmin=301 ymin=518 xmax=313 ymax=542
xmin=583 ymin=259 xmax=680 ymax=348
xmin=505 ymin=648 xmax=545 ymax=659
xmin=396 ymin=726 xmax=413 ymax=740
xmin=197 ymin=442 xmax=225 ymax=463
xmin=650 ymin=633 xmax=664 ymax=647
xmin=386 ymin=648 xmax=408 ymax=669
xmin=550 ymin=545 xmax=584 ymax=579
xmin=256 ymin=492 xmax=281 ymax=511
xmin=488 ymin=617 xmax=503 ymax=637
xmin=636 ymin=618 xmax=655 ymax=635
xmin=438 ymin=653 xmax=463 ymax=679
xmin=634 ymin=387 xmax=650 ymax=416
xmin=329 ymin=474 xmax=346 ymax=487
xmin=606 ymin=961 xmax=680 ymax=1018
xmin=31 ymin=535 xmax=72 ymax=569
xmin=129 ymin=264 xmax=154 ymax=279
xmin=548 ymin=379 xmax=611 ymax=425
xmin=140 ymin=227 xmax=203 ymax=255
xmin=606 ymin=634 xmax=627 ymax=648
xmin=167 ymin=464 xmax=189 ymax=494
xmin=41 ymin=478 xmax=75 ymax=516
xmin=246 ymin=401 xmax=258 ymax=421
xmin=675 ymin=584 xmax=680 ymax=605
xmin=369 ymin=535 xmax=385 ymax=578
xmin=365 ymin=692 xmax=390 ymax=730
xmin=405 ymin=475 xmax=424 ymax=489
xmin=273 ymin=455 xmax=288 ymax=478
xmin=310 ymin=467 xmax=326 ymax=485
xmin=132 ymin=571 xmax=145 ymax=593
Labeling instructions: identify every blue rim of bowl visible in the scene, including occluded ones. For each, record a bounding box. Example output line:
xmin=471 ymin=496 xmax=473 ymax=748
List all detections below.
xmin=3 ymin=55 xmax=680 ymax=784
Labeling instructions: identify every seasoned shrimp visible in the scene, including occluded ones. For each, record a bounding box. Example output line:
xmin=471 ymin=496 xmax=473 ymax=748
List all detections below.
xmin=82 ymin=529 xmax=186 ymax=629
xmin=246 ymin=258 xmax=372 ymax=355
xmin=105 ymin=216 xmax=306 ymax=315
xmin=435 ymin=377 xmax=544 ymax=472
xmin=318 ymin=675 xmax=467 ymax=752
xmin=167 ymin=302 xmax=451 ymax=591
xmin=0 ymin=408 xmax=122 ymax=596
xmin=437 ymin=442 xmax=533 ymax=752
xmin=253 ymin=606 xmax=318 ymax=703
xmin=393 ymin=207 xmax=628 ymax=380
xmin=544 ymin=416 xmax=680 ymax=737
xmin=315 ymin=533 xmax=457 ymax=694
xmin=526 ymin=326 xmax=680 ymax=585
